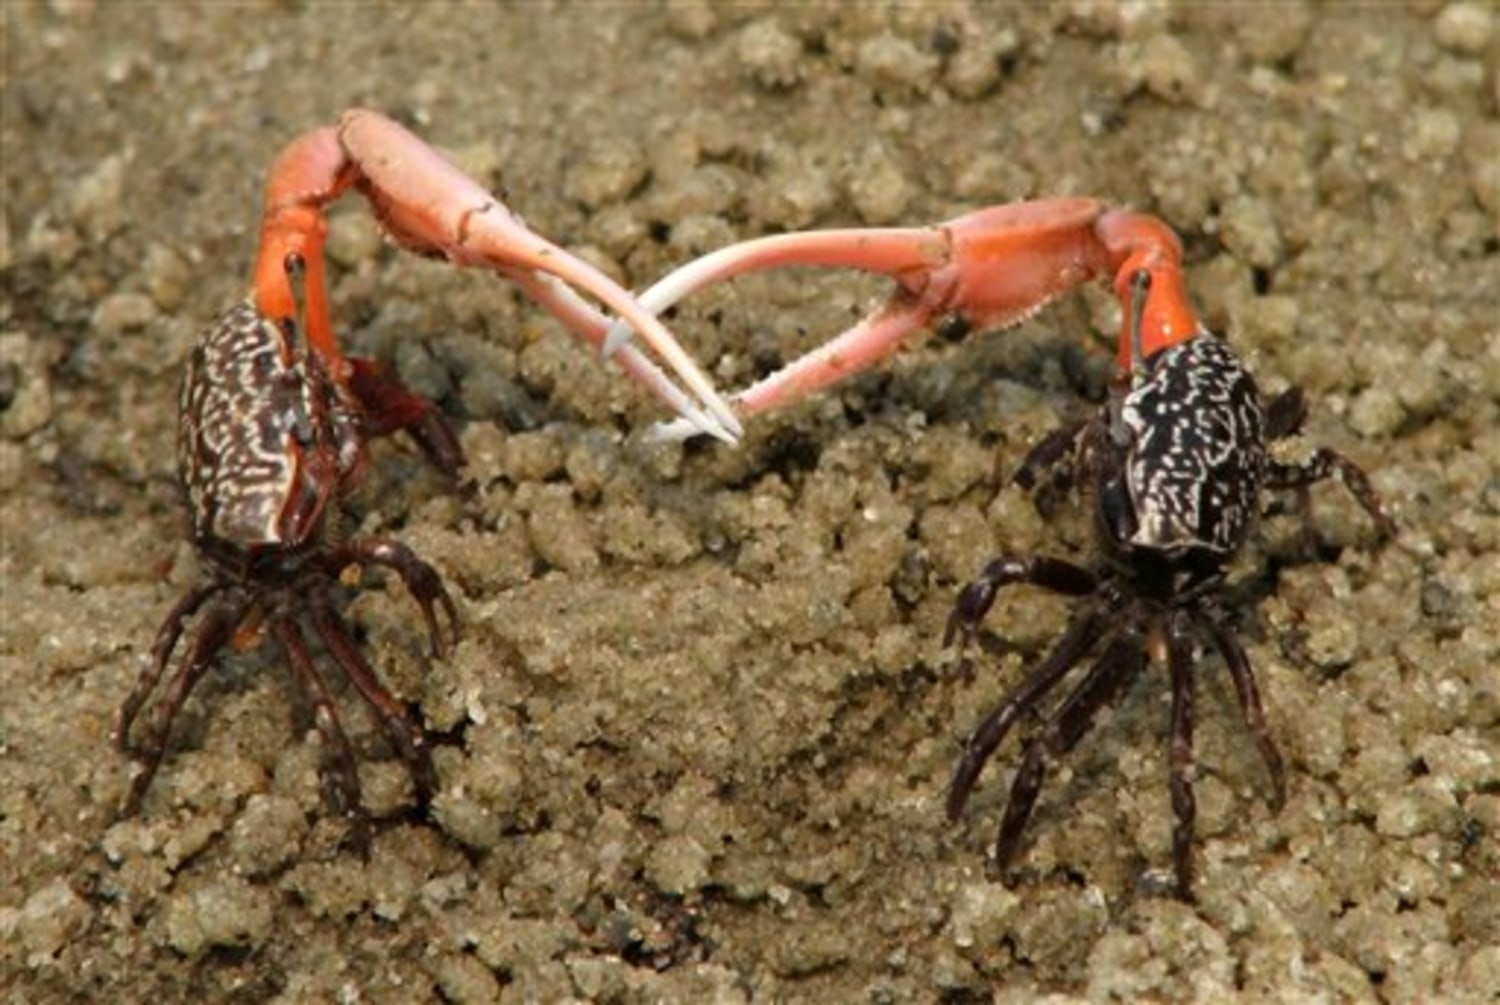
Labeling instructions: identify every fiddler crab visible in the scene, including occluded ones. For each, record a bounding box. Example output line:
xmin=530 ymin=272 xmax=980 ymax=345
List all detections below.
xmin=115 ymin=110 xmax=738 ymax=823
xmin=122 ymin=112 xmax=1396 ymax=898
xmin=605 ymin=197 xmax=1397 ymax=898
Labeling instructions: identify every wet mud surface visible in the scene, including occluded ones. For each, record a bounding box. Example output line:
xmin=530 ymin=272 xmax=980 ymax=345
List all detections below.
xmin=3 ymin=4 xmax=1498 ymax=1002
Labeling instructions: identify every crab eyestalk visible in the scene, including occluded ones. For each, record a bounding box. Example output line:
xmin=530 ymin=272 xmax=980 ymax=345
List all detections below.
xmin=1126 ymin=269 xmax=1152 ymax=381
xmin=1108 ymin=268 xmax=1154 ymax=445
xmin=278 ymin=252 xmax=313 ymax=343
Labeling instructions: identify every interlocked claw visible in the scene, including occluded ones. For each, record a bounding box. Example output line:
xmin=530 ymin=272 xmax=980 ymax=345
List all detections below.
xmin=603 ymin=196 xmax=1199 ymax=441
xmin=256 ymin=109 xmax=738 ymax=441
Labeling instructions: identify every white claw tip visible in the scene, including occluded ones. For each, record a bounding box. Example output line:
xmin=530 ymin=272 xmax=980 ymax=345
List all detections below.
xmin=661 ymin=400 xmax=740 ymax=446
xmin=646 ymin=415 xmax=738 ymax=446
xmin=601 ymin=323 xmax=633 ymax=360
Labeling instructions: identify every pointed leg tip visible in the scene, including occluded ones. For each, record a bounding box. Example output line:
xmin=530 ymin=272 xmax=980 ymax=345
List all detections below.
xmin=119 ymin=772 xmax=150 ymax=820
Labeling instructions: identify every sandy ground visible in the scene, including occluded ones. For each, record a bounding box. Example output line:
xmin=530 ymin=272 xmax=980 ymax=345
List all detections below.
xmin=2 ymin=3 xmax=1498 ymax=1002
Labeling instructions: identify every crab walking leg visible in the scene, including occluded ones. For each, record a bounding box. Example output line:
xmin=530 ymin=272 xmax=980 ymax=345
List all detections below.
xmin=336 ymin=109 xmax=738 ymax=438
xmin=249 ymin=109 xmax=735 ymax=440
xmin=609 ymin=197 xmax=1205 ymax=441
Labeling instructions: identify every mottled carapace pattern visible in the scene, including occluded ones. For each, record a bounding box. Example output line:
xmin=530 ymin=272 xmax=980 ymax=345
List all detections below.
xmin=178 ymin=301 xmax=359 ymax=562
xmin=1116 ymin=334 xmax=1265 ymax=557
xmin=120 ymin=296 xmax=459 ymax=822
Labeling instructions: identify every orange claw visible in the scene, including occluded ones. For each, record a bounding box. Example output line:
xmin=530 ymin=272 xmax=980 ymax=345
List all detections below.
xmin=248 ymin=109 xmax=739 ymax=441
xmin=605 ymin=196 xmax=1204 ymax=441
xmin=253 ymin=127 xmax=353 ymax=369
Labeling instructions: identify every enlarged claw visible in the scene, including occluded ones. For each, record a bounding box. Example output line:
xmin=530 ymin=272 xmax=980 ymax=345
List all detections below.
xmin=250 ymin=109 xmax=738 ymax=441
xmin=608 ymin=197 xmax=1205 ymax=443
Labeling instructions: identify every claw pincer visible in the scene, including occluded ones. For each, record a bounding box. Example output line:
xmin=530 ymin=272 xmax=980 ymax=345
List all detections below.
xmin=608 ymin=196 xmax=1203 ymax=440
xmin=254 ymin=110 xmax=738 ymax=440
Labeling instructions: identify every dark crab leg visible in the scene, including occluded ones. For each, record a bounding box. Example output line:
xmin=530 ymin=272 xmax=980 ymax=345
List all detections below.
xmin=1265 ymin=449 xmax=1399 ymax=539
xmin=119 ymin=598 xmax=246 ymax=815
xmin=1166 ymin=617 xmax=1199 ymax=899
xmin=115 ymin=580 xmax=224 ymax=754
xmin=994 ymin=635 xmax=1144 ymax=875
xmin=322 ymin=539 xmax=460 ymax=659
xmin=944 ymin=555 xmax=1099 ymax=652
xmin=1205 ymin=613 xmax=1288 ymax=809
xmin=271 ymin=616 xmax=364 ymax=818
xmin=947 ymin=605 xmax=1108 ymax=822
xmin=311 ymin=604 xmax=438 ymax=803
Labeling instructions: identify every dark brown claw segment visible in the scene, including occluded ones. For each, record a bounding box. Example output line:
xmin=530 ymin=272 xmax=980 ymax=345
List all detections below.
xmin=345 ymin=356 xmax=468 ymax=489
xmin=1262 ymin=386 xmax=1309 ymax=440
xmin=1011 ymin=420 xmax=1088 ymax=492
xmin=322 ymin=538 xmax=461 ymax=660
